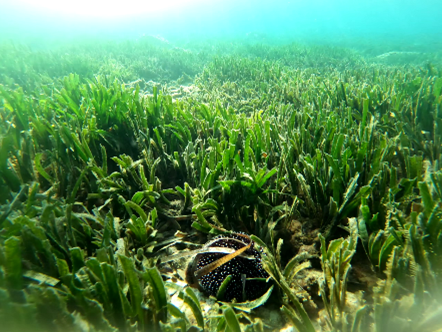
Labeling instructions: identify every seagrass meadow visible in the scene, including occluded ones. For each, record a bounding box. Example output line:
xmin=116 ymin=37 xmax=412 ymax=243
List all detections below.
xmin=1 ymin=37 xmax=442 ymax=332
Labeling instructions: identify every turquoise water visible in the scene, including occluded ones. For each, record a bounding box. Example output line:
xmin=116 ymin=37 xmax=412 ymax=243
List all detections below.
xmin=1 ymin=0 xmax=441 ymax=53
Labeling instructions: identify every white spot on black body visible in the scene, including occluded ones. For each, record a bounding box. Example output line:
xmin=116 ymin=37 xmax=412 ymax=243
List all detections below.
xmin=194 ymin=232 xmax=270 ymax=302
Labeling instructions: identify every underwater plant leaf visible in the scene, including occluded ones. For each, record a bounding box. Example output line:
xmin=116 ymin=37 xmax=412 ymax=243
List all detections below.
xmin=4 ymin=236 xmax=22 ymax=290
xmin=226 ymin=285 xmax=274 ymax=313
xmin=223 ymin=306 xmax=241 ymax=332
xmin=369 ymin=231 xmax=385 ymax=267
xmin=351 ymin=305 xmax=368 ymax=332
xmin=216 ymin=316 xmax=227 ymax=332
xmin=167 ymin=304 xmax=188 ymax=332
xmin=102 ymin=263 xmax=126 ymax=330
xmin=101 ymin=144 xmax=108 ymax=175
xmin=118 ymin=255 xmax=144 ymax=328
xmin=359 ymin=98 xmax=369 ymax=140
xmin=180 ymin=288 xmax=204 ymax=329
xmin=216 ymin=274 xmax=232 ymax=301
xmin=69 ymin=247 xmax=85 ymax=273
xmin=35 ymin=152 xmax=54 ymax=184
xmin=281 ymin=305 xmax=306 ymax=332
xmin=257 ymin=168 xmax=277 ymax=189
xmin=23 ymin=270 xmax=60 ymax=286
xmin=150 ymin=207 xmax=158 ymax=228
xmin=324 ymin=153 xmax=343 ymax=185
xmin=283 ymin=252 xmax=310 ymax=279
xmin=433 ymin=77 xmax=442 ymax=98
xmin=85 ymin=258 xmax=104 ymax=282
xmin=0 ymin=185 xmax=28 ymax=226
xmin=68 ymin=167 xmax=88 ymax=204
xmin=418 ymin=181 xmax=434 ymax=217
xmin=234 ymin=154 xmax=245 ymax=174
xmin=125 ymin=200 xmax=148 ymax=222
xmin=339 ymin=173 xmax=359 ymax=212
xmin=167 ymin=302 xmax=187 ymax=321
xmin=251 ymin=235 xmax=315 ymax=332
xmin=144 ymin=267 xmax=168 ymax=321
xmin=57 ymin=258 xmax=70 ymax=279
xmin=379 ymin=234 xmax=399 ymax=271
xmin=185 ymin=287 xmax=202 ymax=311
xmin=192 ymin=207 xmax=213 ymax=232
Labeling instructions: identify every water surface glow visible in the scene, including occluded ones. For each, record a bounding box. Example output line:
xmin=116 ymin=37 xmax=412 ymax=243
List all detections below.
xmin=17 ymin=0 xmax=205 ymax=17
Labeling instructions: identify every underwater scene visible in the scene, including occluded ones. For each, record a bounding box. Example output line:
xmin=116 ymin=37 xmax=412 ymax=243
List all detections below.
xmin=1 ymin=0 xmax=442 ymax=331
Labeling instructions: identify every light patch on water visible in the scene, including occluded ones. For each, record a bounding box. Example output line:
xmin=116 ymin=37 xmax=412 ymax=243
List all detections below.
xmin=16 ymin=0 xmax=206 ymax=18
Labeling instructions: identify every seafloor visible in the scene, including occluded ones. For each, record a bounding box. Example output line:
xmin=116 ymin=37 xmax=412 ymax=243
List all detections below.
xmin=0 ymin=36 xmax=441 ymax=332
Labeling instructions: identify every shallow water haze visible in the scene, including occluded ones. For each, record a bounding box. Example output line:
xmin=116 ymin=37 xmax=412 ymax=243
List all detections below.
xmin=1 ymin=0 xmax=441 ymax=52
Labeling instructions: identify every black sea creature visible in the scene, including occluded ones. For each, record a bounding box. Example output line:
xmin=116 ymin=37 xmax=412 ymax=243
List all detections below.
xmin=185 ymin=232 xmax=270 ymax=302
